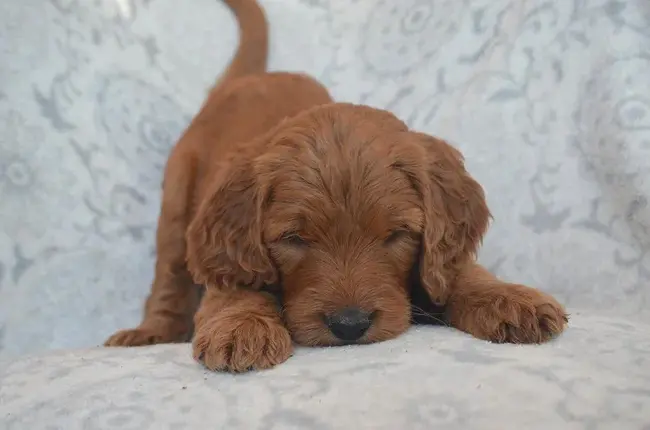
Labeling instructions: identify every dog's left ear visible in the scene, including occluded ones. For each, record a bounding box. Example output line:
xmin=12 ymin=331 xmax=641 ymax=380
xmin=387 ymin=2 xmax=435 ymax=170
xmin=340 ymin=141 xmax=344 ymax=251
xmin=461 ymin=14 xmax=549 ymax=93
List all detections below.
xmin=394 ymin=132 xmax=491 ymax=304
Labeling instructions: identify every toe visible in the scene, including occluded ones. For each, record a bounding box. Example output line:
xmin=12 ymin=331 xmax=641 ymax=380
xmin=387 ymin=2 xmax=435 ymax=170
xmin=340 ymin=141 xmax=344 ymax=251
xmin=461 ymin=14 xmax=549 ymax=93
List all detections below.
xmin=104 ymin=328 xmax=158 ymax=347
xmin=536 ymin=303 xmax=568 ymax=340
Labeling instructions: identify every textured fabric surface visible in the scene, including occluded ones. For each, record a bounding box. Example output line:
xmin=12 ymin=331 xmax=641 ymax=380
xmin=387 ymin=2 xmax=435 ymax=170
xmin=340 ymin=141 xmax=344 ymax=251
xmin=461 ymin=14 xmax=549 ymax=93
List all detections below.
xmin=1 ymin=315 xmax=650 ymax=430
xmin=0 ymin=0 xmax=649 ymax=427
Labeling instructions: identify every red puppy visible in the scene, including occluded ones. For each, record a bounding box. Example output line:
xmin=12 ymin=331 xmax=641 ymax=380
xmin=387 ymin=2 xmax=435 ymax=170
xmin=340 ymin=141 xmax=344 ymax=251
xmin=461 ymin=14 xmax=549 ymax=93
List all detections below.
xmin=106 ymin=0 xmax=567 ymax=372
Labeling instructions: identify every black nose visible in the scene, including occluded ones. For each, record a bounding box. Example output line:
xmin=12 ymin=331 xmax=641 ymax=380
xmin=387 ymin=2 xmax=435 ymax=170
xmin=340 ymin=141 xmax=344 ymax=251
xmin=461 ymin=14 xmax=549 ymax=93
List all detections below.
xmin=325 ymin=307 xmax=373 ymax=342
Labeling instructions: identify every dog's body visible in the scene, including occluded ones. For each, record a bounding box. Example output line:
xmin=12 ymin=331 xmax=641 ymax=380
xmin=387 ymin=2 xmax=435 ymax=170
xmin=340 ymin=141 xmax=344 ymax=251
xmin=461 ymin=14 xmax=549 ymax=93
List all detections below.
xmin=106 ymin=0 xmax=567 ymax=372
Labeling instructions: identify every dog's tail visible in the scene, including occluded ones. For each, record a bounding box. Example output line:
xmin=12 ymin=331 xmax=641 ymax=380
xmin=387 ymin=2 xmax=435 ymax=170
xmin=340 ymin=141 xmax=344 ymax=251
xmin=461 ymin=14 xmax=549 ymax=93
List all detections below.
xmin=217 ymin=0 xmax=268 ymax=86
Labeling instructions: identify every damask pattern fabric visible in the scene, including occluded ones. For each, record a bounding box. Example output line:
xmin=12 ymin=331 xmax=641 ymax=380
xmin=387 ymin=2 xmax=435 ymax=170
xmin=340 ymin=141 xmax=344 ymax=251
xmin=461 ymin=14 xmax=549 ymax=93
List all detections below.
xmin=1 ymin=315 xmax=650 ymax=429
xmin=0 ymin=0 xmax=649 ymax=428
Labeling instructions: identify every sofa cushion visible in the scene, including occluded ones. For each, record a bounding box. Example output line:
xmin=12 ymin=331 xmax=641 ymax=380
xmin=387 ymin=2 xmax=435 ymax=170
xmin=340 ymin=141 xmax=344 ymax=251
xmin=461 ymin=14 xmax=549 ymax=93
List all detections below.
xmin=1 ymin=314 xmax=649 ymax=430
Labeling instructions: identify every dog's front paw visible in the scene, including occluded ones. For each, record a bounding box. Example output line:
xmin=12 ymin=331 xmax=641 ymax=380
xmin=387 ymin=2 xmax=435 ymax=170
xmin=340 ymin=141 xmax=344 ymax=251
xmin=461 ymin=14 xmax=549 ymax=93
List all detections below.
xmin=452 ymin=284 xmax=568 ymax=344
xmin=193 ymin=313 xmax=293 ymax=372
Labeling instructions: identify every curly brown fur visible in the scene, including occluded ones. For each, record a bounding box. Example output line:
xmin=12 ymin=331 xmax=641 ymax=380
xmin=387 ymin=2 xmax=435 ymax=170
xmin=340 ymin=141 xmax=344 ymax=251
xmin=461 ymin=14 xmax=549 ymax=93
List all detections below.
xmin=105 ymin=0 xmax=567 ymax=372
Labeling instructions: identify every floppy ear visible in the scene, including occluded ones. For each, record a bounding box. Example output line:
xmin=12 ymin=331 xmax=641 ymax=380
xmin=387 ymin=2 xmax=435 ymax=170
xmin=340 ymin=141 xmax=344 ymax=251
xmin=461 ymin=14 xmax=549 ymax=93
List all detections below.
xmin=396 ymin=132 xmax=491 ymax=304
xmin=186 ymin=153 xmax=276 ymax=289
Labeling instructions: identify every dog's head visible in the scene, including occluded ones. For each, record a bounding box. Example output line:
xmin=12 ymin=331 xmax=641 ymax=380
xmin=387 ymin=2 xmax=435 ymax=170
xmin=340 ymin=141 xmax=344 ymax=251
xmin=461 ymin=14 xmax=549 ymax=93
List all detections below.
xmin=187 ymin=103 xmax=490 ymax=345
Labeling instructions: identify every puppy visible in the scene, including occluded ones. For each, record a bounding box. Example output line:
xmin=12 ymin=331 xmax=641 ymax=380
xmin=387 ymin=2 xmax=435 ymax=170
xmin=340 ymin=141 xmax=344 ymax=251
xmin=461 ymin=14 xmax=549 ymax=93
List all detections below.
xmin=106 ymin=0 xmax=568 ymax=372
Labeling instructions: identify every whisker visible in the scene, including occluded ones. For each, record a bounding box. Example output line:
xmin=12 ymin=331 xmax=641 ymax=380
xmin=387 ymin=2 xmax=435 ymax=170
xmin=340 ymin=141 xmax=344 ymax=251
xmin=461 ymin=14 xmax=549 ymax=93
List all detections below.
xmin=410 ymin=305 xmax=450 ymax=327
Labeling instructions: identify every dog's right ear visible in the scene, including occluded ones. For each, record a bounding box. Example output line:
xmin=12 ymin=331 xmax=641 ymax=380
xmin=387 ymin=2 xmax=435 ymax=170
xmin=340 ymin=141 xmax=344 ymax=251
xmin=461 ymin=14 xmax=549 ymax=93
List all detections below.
xmin=186 ymin=151 xmax=276 ymax=289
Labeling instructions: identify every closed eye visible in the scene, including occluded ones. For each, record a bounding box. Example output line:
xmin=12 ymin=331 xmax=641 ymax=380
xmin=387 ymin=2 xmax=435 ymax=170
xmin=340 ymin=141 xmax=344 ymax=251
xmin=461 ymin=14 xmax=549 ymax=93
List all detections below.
xmin=383 ymin=230 xmax=411 ymax=246
xmin=279 ymin=232 xmax=310 ymax=247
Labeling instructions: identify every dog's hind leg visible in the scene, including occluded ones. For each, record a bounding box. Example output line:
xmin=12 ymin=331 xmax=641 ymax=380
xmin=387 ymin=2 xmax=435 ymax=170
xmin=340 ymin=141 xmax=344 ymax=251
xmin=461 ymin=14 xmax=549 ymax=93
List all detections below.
xmin=105 ymin=145 xmax=201 ymax=347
